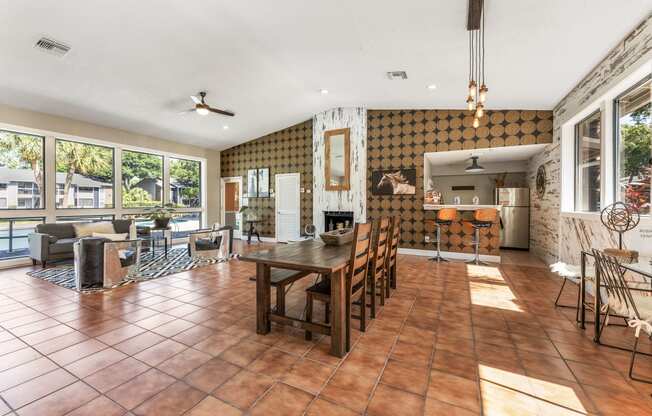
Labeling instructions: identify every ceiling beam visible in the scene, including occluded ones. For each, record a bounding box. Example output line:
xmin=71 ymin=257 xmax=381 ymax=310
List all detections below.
xmin=467 ymin=0 xmax=483 ymax=31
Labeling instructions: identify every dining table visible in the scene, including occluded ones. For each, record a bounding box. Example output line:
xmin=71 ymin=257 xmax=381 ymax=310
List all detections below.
xmin=239 ymin=239 xmax=352 ymax=357
xmin=579 ymin=250 xmax=652 ymax=343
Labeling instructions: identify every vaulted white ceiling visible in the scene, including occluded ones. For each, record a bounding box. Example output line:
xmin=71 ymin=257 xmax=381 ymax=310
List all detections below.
xmin=0 ymin=0 xmax=650 ymax=150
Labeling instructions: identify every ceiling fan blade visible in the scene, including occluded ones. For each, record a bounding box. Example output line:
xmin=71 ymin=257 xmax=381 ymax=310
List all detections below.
xmin=190 ymin=95 xmax=201 ymax=104
xmin=178 ymin=108 xmax=196 ymax=115
xmin=208 ymin=107 xmax=235 ymax=117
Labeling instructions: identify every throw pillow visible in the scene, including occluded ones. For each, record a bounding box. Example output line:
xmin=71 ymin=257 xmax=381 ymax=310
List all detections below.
xmin=92 ymin=232 xmax=128 ymax=241
xmin=74 ymin=222 xmax=116 ymax=237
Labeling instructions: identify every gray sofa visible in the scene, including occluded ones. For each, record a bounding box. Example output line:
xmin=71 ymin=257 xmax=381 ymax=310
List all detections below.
xmin=28 ymin=220 xmax=134 ymax=267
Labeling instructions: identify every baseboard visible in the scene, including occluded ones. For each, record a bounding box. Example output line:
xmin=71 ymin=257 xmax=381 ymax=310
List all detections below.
xmin=235 ymin=236 xmax=278 ymax=243
xmin=397 ymin=248 xmax=501 ymax=263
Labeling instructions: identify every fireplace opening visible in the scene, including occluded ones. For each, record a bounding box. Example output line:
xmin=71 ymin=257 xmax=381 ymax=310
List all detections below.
xmin=324 ymin=211 xmax=354 ymax=232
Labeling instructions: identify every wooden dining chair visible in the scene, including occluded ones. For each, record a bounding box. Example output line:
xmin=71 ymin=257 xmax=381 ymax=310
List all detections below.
xmin=384 ymin=216 xmax=401 ymax=298
xmin=368 ymin=217 xmax=391 ymax=318
xmin=305 ymin=223 xmax=373 ymax=350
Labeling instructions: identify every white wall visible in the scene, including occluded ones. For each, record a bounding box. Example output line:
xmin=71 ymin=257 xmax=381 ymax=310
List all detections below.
xmin=313 ymin=107 xmax=367 ymax=233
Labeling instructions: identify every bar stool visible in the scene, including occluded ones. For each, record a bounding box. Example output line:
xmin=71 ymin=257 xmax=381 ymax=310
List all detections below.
xmin=464 ymin=208 xmax=498 ymax=265
xmin=429 ymin=208 xmax=458 ymax=262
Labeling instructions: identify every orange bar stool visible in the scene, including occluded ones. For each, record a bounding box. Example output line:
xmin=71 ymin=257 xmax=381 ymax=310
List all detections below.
xmin=429 ymin=208 xmax=458 ymax=262
xmin=464 ymin=208 xmax=498 ymax=265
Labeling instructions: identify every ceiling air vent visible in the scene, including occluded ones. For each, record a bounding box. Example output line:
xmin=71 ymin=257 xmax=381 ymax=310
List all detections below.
xmin=34 ymin=37 xmax=70 ymax=57
xmin=386 ymin=71 xmax=408 ymax=80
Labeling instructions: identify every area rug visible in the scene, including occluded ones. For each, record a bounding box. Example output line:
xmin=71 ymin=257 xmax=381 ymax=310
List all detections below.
xmin=27 ymin=247 xmax=225 ymax=291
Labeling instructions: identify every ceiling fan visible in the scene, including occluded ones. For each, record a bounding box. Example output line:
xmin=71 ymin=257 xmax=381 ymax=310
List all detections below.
xmin=180 ymin=91 xmax=235 ymax=117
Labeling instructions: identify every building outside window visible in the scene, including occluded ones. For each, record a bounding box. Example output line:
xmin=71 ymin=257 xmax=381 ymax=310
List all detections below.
xmin=55 ymin=139 xmax=114 ymax=209
xmin=122 ymin=150 xmax=163 ymax=208
xmin=616 ymin=77 xmax=651 ymax=215
xmin=575 ymin=111 xmax=602 ymax=212
xmin=0 ymin=130 xmax=45 ymax=210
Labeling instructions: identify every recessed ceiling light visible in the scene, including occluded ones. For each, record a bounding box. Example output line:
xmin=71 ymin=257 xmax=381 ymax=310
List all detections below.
xmin=223 ymin=125 xmax=229 ymax=130
xmin=427 ymin=84 xmax=437 ymax=90
xmin=320 ymin=89 xmax=329 ymax=95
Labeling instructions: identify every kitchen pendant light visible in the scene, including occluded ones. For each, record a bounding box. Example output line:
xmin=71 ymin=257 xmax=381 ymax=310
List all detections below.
xmin=466 ymin=0 xmax=487 ymax=124
xmin=465 ymin=156 xmax=485 ymax=173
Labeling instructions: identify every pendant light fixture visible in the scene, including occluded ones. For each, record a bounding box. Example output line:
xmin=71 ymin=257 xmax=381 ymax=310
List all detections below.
xmin=465 ymin=156 xmax=485 ymax=173
xmin=466 ymin=0 xmax=487 ymax=128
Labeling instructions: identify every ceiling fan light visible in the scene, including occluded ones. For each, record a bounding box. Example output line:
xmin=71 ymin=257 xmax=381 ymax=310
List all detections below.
xmin=465 ymin=156 xmax=485 ymax=173
xmin=196 ymin=107 xmax=209 ymax=116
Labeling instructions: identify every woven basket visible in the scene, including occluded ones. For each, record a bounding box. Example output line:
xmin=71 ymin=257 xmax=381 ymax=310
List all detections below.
xmin=320 ymin=228 xmax=354 ymax=246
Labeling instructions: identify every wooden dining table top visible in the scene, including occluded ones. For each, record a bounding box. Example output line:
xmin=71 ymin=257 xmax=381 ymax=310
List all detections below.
xmin=239 ymin=240 xmax=351 ymax=274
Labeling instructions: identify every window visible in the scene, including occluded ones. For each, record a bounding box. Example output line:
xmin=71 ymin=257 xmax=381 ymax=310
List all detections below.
xmin=55 ymin=139 xmax=114 ymax=209
xmin=170 ymin=212 xmax=202 ymax=238
xmin=122 ymin=150 xmax=163 ymax=208
xmin=616 ymin=77 xmax=651 ymax=215
xmin=169 ymin=158 xmax=201 ymax=208
xmin=0 ymin=130 xmax=44 ymax=209
xmin=575 ymin=111 xmax=602 ymax=212
xmin=0 ymin=217 xmax=45 ymax=260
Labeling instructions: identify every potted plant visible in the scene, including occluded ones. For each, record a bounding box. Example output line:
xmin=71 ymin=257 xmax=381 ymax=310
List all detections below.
xmin=145 ymin=203 xmax=176 ymax=228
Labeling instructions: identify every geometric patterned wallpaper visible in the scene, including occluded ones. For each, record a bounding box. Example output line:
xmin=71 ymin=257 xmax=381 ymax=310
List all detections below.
xmin=366 ymin=109 xmax=554 ymax=254
xmin=220 ymin=120 xmax=313 ymax=237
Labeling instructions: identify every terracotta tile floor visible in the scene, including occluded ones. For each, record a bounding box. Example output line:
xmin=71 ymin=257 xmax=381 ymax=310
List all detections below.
xmin=1 ymin=244 xmax=652 ymax=415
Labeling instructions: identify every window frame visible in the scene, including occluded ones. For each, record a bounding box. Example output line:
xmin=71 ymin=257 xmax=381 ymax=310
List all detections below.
xmin=0 ymin=129 xmax=46 ymax=211
xmin=613 ymin=74 xmax=651 ymax=215
xmin=121 ymin=149 xmax=165 ymax=209
xmin=574 ymin=109 xmax=603 ymax=212
xmin=169 ymin=157 xmax=202 ymax=209
xmin=54 ymin=138 xmax=116 ymax=210
xmin=0 ymin=216 xmax=45 ymax=260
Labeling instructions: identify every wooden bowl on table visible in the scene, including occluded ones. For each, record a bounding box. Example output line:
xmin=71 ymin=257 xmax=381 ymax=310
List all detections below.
xmin=320 ymin=228 xmax=354 ymax=246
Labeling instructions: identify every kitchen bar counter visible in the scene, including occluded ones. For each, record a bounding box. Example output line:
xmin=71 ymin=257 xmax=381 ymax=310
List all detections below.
xmin=423 ymin=203 xmax=502 ymax=258
xmin=423 ymin=204 xmax=502 ymax=211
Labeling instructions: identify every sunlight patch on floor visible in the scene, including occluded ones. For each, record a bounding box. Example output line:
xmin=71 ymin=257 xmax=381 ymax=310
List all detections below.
xmin=479 ymin=365 xmax=587 ymax=415
xmin=467 ymin=265 xmax=523 ymax=312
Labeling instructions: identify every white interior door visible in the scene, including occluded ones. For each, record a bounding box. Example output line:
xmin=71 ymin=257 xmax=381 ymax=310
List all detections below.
xmin=275 ymin=173 xmax=300 ymax=242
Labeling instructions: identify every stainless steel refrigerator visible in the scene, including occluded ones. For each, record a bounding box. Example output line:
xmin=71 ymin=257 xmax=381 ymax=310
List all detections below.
xmin=495 ymin=188 xmax=530 ymax=249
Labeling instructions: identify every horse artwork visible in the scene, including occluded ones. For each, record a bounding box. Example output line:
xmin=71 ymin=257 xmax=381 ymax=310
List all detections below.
xmin=372 ymin=169 xmax=417 ymax=195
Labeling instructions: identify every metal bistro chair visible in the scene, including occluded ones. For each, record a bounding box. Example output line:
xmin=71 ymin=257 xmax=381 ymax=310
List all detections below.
xmin=305 ymin=222 xmax=373 ymax=350
xmin=464 ymin=208 xmax=498 ymax=265
xmin=429 ymin=208 xmax=458 ymax=262
xmin=593 ymin=249 xmax=652 ymax=383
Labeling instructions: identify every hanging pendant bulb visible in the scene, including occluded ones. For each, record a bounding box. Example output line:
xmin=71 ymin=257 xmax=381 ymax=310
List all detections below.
xmin=479 ymin=84 xmax=488 ymax=103
xmin=476 ymin=103 xmax=484 ymax=118
xmin=472 ymin=117 xmax=480 ymax=128
xmin=466 ymin=95 xmax=475 ymax=111
xmin=468 ymin=80 xmax=477 ymax=97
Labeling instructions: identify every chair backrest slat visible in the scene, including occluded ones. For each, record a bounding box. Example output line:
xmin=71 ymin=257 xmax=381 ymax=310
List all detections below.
xmin=370 ymin=217 xmax=391 ymax=279
xmin=349 ymin=223 xmax=373 ymax=288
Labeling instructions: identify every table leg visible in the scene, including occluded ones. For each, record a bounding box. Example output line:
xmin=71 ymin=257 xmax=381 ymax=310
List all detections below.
xmin=580 ymin=252 xmax=586 ymax=329
xmin=256 ymin=263 xmax=271 ymax=334
xmin=329 ymin=268 xmax=346 ymax=358
xmin=593 ymin=263 xmax=601 ymax=343
xmin=248 ymin=224 xmax=253 ymax=245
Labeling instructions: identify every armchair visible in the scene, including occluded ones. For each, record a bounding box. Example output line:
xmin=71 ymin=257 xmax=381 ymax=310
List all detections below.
xmin=188 ymin=230 xmax=224 ymax=260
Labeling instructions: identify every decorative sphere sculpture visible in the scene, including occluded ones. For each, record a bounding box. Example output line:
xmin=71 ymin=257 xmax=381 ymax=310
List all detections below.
xmin=600 ymin=202 xmax=640 ymax=249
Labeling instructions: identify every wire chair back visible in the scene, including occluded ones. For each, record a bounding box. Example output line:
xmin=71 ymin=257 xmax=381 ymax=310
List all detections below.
xmin=592 ymin=249 xmax=639 ymax=320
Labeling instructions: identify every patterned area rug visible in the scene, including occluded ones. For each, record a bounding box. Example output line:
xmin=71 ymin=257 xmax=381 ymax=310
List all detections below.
xmin=27 ymin=247 xmax=225 ymax=291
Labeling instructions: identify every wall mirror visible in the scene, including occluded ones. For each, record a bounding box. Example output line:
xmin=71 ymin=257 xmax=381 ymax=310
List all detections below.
xmin=324 ymin=128 xmax=350 ymax=191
